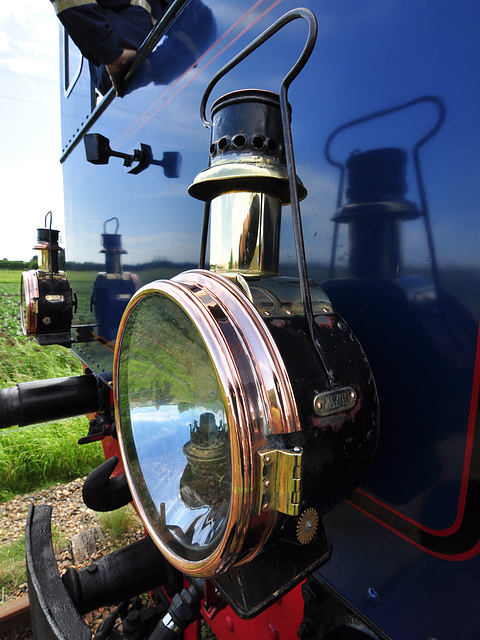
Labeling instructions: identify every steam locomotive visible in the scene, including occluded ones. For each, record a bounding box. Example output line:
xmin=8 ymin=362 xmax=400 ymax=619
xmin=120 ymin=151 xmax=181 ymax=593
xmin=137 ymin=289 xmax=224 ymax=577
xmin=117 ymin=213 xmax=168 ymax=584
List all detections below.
xmin=1 ymin=1 xmax=479 ymax=638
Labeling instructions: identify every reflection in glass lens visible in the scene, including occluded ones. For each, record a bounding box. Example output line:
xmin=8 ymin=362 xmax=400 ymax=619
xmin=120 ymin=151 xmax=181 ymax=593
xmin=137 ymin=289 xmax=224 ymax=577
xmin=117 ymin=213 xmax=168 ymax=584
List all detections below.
xmin=118 ymin=292 xmax=231 ymax=561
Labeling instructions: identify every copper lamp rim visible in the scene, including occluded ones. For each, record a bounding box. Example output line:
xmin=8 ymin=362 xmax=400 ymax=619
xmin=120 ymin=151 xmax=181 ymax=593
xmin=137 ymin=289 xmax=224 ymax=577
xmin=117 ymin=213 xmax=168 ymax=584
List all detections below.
xmin=114 ymin=271 xmax=299 ymax=576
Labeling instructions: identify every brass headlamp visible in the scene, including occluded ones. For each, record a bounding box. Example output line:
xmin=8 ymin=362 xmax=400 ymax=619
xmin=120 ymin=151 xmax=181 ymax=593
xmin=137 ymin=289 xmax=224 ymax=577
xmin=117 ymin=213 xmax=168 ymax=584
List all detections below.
xmin=21 ymin=212 xmax=73 ymax=347
xmin=114 ymin=9 xmax=379 ymax=617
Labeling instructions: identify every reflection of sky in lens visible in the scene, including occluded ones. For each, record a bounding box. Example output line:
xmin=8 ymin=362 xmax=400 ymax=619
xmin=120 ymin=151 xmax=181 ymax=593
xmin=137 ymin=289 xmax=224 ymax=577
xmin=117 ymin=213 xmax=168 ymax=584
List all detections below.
xmin=130 ymin=403 xmax=228 ymax=545
xmin=131 ymin=406 xmax=188 ymax=468
xmin=120 ymin=290 xmax=232 ymax=553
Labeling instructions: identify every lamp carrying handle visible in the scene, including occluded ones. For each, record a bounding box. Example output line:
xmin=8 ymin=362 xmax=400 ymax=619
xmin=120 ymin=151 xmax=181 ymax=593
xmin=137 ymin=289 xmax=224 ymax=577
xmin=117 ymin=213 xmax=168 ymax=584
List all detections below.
xmin=200 ymin=8 xmax=318 ymax=128
xmin=199 ymin=8 xmax=341 ymax=386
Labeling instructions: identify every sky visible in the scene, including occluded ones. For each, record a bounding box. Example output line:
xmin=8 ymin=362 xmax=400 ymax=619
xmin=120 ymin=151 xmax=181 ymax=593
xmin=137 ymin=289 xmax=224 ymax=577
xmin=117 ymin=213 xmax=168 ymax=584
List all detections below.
xmin=0 ymin=2 xmax=65 ymax=261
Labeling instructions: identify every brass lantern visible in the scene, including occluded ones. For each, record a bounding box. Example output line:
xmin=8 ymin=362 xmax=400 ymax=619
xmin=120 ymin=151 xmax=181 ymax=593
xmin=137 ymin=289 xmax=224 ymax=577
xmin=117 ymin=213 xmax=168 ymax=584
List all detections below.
xmin=21 ymin=213 xmax=73 ymax=347
xmin=114 ymin=9 xmax=379 ymax=618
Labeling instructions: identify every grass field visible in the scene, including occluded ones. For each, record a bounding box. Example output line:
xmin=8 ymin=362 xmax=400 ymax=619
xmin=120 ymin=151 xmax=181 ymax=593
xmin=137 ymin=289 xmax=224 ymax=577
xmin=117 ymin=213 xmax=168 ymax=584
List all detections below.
xmin=0 ymin=269 xmax=104 ymax=501
xmin=0 ymin=270 xmax=110 ymax=599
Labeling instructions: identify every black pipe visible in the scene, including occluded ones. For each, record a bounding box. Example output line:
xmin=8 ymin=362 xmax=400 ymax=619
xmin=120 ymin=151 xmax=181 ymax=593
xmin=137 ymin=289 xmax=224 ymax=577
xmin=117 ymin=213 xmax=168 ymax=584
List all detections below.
xmin=150 ymin=582 xmax=203 ymax=639
xmin=62 ymin=536 xmax=178 ymax=615
xmin=0 ymin=374 xmax=99 ymax=428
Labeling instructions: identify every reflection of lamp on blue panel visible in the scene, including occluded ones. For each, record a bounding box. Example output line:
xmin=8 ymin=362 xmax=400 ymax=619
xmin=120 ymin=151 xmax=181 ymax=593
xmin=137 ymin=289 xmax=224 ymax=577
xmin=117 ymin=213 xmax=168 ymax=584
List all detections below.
xmin=100 ymin=223 xmax=127 ymax=274
xmin=334 ymin=148 xmax=420 ymax=280
xmin=91 ymin=217 xmax=140 ymax=342
xmin=323 ymin=99 xmax=477 ymax=511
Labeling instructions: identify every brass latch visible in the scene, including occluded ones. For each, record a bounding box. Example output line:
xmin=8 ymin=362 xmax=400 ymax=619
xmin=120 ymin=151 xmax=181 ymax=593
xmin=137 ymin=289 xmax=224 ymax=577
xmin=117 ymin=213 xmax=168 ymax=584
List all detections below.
xmin=257 ymin=448 xmax=302 ymax=516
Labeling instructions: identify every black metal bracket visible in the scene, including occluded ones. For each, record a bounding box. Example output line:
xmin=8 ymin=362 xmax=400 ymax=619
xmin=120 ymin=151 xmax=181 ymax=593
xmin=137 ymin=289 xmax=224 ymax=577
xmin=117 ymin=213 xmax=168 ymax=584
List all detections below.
xmin=212 ymin=518 xmax=331 ymax=620
xmin=84 ymin=133 xmax=181 ymax=177
xmin=78 ymin=414 xmax=115 ymax=445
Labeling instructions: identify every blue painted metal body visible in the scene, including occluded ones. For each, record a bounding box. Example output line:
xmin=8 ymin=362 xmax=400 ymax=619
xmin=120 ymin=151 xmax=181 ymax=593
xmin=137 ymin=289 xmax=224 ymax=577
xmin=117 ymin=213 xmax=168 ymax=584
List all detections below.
xmin=58 ymin=1 xmax=480 ymax=637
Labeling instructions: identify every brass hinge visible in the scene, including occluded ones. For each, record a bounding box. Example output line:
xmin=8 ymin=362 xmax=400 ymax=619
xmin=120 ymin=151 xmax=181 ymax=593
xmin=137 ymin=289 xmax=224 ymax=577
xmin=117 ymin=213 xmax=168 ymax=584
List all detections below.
xmin=257 ymin=448 xmax=302 ymax=516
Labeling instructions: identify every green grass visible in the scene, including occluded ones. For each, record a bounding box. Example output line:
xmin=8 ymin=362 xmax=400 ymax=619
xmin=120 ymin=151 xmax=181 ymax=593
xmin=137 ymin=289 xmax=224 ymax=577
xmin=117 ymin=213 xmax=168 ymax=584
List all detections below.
xmin=98 ymin=505 xmax=140 ymax=547
xmin=0 ymin=270 xmax=25 ymax=285
xmin=0 ymin=269 xmax=105 ymax=501
xmin=0 ymin=277 xmax=22 ymax=337
xmin=0 ymin=334 xmax=82 ymax=387
xmin=0 ymin=269 xmax=108 ymax=603
xmin=0 ymin=421 xmax=105 ymax=502
xmin=0 ymin=526 xmax=71 ymax=601
xmin=0 ymin=536 xmax=26 ymax=599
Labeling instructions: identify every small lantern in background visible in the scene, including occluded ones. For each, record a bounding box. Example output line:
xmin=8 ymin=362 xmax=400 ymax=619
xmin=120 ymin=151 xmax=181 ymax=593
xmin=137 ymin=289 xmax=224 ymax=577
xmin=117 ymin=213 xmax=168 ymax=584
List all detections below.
xmin=21 ymin=212 xmax=73 ymax=347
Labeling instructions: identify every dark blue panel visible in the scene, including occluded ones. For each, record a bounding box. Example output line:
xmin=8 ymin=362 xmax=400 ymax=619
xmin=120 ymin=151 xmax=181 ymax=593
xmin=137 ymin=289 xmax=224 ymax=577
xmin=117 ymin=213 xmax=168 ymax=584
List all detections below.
xmin=59 ymin=2 xmax=480 ymax=637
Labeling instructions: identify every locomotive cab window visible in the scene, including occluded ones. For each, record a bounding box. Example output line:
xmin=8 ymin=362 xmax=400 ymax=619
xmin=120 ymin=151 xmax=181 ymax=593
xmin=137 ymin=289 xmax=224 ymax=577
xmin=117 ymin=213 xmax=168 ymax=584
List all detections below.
xmin=62 ymin=29 xmax=83 ymax=98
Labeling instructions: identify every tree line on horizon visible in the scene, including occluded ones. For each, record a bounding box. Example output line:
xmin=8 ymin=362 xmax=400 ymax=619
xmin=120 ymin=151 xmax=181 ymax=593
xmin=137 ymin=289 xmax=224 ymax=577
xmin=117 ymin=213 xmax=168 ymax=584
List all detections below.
xmin=0 ymin=257 xmax=38 ymax=270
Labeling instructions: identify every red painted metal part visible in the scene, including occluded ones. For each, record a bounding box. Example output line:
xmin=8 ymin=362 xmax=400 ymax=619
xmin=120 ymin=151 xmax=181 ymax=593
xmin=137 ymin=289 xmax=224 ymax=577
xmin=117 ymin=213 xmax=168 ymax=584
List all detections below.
xmin=184 ymin=582 xmax=305 ymax=640
xmin=184 ymin=619 xmax=202 ymax=640
xmin=101 ymin=435 xmax=123 ymax=472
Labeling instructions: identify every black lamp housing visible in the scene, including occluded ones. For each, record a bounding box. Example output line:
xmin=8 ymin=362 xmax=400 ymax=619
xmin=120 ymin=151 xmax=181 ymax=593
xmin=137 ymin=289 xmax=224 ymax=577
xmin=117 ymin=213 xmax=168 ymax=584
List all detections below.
xmin=21 ymin=215 xmax=74 ymax=348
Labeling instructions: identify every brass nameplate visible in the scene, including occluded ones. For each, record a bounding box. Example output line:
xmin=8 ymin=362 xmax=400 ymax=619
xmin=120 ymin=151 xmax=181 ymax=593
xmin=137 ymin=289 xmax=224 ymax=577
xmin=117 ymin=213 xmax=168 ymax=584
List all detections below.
xmin=313 ymin=387 xmax=357 ymax=417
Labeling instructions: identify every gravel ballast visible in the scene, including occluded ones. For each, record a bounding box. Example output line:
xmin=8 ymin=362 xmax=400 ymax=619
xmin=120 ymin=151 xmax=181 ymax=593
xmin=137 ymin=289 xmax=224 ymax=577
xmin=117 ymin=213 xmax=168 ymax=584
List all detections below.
xmin=0 ymin=477 xmax=143 ymax=609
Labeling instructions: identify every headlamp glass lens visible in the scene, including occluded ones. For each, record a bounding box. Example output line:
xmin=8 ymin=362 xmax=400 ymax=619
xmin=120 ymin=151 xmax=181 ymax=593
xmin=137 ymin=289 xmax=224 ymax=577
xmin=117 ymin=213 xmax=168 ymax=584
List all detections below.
xmin=117 ymin=292 xmax=231 ymax=561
